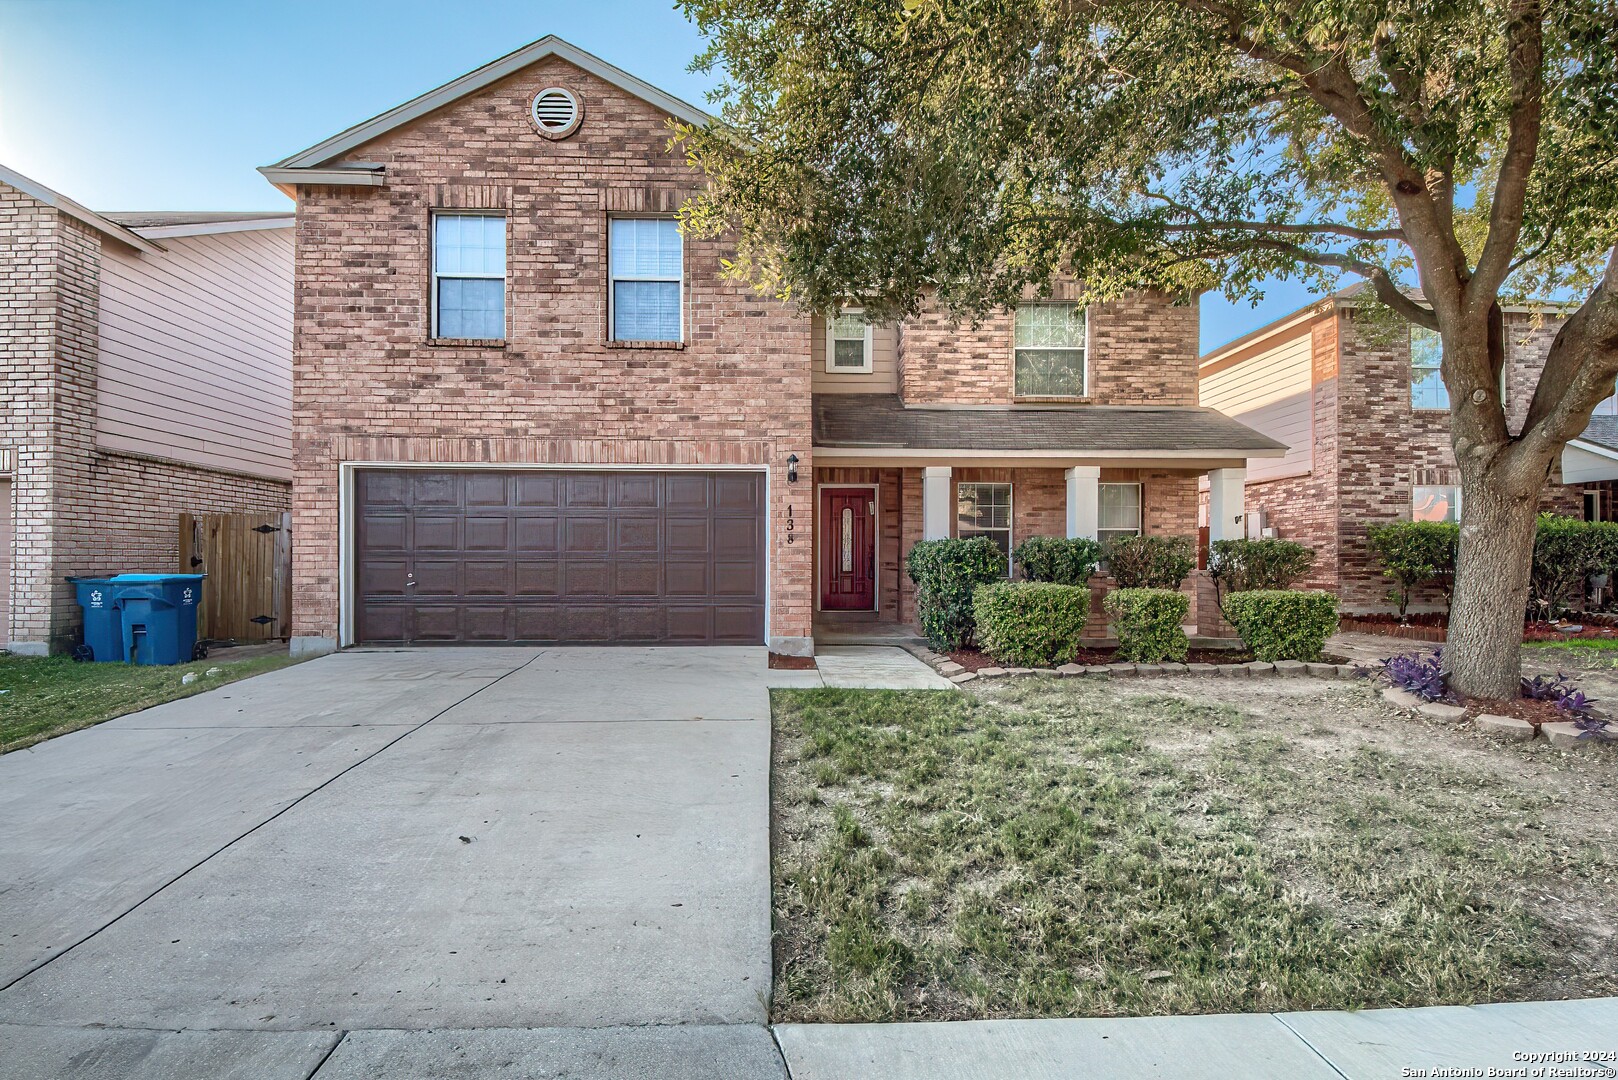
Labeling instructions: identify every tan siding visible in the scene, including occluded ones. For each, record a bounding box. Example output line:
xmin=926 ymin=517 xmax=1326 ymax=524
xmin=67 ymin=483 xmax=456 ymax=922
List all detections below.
xmin=1199 ymin=328 xmax=1313 ymax=483
xmin=810 ymin=315 xmax=899 ymax=393
xmin=96 ymin=228 xmax=293 ymax=480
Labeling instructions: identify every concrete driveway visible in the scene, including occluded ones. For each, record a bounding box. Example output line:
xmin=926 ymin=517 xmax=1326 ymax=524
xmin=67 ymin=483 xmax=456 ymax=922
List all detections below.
xmin=0 ymin=647 xmax=815 ymax=1079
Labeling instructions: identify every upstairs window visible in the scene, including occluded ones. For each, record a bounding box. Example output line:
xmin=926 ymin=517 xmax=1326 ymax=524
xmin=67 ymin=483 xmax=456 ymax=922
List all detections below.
xmin=957 ymin=482 xmax=1012 ymax=568
xmin=609 ymin=218 xmax=683 ymax=343
xmin=432 ymin=213 xmax=506 ymax=340
xmin=1014 ymin=304 xmax=1086 ymax=397
xmin=1410 ymin=325 xmax=1447 ymax=410
xmin=826 ymin=311 xmax=873 ymax=373
xmin=1594 ymin=378 xmax=1618 ymax=416
xmin=1098 ymin=482 xmax=1142 ymax=545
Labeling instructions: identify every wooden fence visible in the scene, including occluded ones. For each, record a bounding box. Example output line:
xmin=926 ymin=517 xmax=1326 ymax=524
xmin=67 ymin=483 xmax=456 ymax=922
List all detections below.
xmin=178 ymin=511 xmax=292 ymax=642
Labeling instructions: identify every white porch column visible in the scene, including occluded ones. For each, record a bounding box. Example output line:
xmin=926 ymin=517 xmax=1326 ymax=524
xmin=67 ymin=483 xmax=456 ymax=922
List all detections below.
xmin=922 ymin=466 xmax=953 ymax=540
xmin=1208 ymin=468 xmax=1247 ymax=542
xmin=1065 ymin=466 xmax=1101 ymax=540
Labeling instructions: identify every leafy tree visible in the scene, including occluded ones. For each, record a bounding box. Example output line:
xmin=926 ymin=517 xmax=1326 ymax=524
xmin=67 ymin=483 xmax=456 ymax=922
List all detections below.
xmin=677 ymin=0 xmax=1618 ymax=698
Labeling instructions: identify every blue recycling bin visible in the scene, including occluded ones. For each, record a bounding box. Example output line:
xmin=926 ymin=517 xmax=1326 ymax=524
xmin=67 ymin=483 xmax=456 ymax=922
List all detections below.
xmin=108 ymin=574 xmax=206 ymax=666
xmin=66 ymin=576 xmax=125 ymax=662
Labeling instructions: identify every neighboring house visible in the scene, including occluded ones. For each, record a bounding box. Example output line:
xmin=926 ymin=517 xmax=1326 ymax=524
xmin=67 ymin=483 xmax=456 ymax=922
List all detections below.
xmin=261 ymin=36 xmax=1283 ymax=661
xmin=1199 ymin=289 xmax=1578 ymax=611
xmin=0 ymin=164 xmax=293 ymax=654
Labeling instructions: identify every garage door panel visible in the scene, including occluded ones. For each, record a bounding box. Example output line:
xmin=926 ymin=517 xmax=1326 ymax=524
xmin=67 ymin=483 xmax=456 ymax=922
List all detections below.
xmin=564 ymin=517 xmax=610 ymax=554
xmin=411 ymin=561 xmax=460 ymax=595
xmin=412 ymin=474 xmax=461 ymax=506
xmin=463 ymin=560 xmax=512 ymax=596
xmin=516 ymin=516 xmax=559 ymax=553
xmin=464 ymin=516 xmax=510 ymax=551
xmin=413 ymin=516 xmax=461 ymax=550
xmin=515 ymin=561 xmax=560 ymax=596
xmin=355 ymin=470 xmax=764 ymax=645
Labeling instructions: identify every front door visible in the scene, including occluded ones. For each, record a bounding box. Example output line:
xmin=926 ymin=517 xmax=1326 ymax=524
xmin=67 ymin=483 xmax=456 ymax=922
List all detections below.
xmin=820 ymin=487 xmax=876 ymax=611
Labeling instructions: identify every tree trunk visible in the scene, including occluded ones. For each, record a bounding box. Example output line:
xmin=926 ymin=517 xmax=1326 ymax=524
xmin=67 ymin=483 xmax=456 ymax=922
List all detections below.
xmin=1445 ymin=466 xmax=1539 ymax=701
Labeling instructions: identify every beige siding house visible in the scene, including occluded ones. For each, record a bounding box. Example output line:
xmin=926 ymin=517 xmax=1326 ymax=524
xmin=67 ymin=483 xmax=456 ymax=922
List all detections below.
xmin=0 ymin=164 xmax=293 ymax=653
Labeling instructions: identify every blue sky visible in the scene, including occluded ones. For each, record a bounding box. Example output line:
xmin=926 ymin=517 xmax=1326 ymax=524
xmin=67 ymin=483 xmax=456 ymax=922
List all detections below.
xmin=0 ymin=0 xmax=1317 ymax=352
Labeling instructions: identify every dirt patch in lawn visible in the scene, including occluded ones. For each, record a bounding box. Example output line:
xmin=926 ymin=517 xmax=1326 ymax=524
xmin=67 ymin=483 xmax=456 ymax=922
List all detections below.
xmin=770 ymin=677 xmax=1618 ymax=1023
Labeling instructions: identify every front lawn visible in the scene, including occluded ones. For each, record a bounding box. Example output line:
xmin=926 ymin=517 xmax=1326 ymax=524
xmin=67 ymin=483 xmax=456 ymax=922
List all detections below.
xmin=0 ymin=651 xmax=299 ymax=753
xmin=770 ymin=677 xmax=1618 ymax=1023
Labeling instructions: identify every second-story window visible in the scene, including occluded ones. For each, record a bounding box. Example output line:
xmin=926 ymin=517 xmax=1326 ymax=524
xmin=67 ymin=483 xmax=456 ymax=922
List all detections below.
xmin=432 ymin=213 xmax=506 ymax=341
xmin=826 ymin=311 xmax=873 ymax=373
xmin=1014 ymin=304 xmax=1087 ymax=397
xmin=1411 ymin=325 xmax=1447 ymax=410
xmin=610 ymin=218 xmax=683 ymax=343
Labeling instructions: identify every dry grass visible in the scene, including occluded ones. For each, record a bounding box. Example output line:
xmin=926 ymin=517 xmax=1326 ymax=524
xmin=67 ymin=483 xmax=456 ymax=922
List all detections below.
xmin=769 ymin=676 xmax=1618 ymax=1023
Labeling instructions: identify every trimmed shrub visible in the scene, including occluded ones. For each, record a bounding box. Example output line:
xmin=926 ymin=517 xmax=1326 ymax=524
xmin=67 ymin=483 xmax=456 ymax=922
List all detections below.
xmin=1103 ymin=535 xmax=1195 ymax=589
xmin=972 ymin=582 xmax=1091 ymax=667
xmin=905 ymin=537 xmax=1006 ymax=650
xmin=1530 ymin=515 xmax=1618 ymax=619
xmin=1366 ymin=521 xmax=1459 ymax=617
xmin=1103 ymin=587 xmax=1189 ymax=662
xmin=1208 ymin=538 xmax=1315 ymax=593
xmin=1013 ymin=536 xmax=1103 ymax=586
xmin=1223 ymin=590 xmax=1339 ymax=662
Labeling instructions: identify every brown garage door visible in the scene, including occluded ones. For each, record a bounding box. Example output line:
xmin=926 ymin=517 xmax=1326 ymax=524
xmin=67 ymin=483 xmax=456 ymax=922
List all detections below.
xmin=354 ymin=469 xmax=766 ymax=645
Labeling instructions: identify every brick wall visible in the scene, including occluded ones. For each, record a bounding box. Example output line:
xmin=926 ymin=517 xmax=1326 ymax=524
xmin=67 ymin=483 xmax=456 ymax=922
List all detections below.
xmin=897 ymin=286 xmax=1199 ymax=406
xmin=291 ymin=56 xmax=814 ymax=652
xmin=1 ymin=181 xmax=291 ymax=651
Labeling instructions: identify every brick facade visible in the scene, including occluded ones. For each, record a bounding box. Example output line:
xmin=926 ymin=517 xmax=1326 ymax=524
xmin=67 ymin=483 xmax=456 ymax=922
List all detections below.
xmin=1 ymin=181 xmax=291 ymax=652
xmin=1226 ymin=304 xmax=1580 ymax=613
xmin=288 ymin=56 xmax=813 ymax=655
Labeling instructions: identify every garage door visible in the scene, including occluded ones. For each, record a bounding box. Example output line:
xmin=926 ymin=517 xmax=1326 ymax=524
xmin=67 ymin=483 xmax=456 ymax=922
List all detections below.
xmin=354 ymin=469 xmax=766 ymax=645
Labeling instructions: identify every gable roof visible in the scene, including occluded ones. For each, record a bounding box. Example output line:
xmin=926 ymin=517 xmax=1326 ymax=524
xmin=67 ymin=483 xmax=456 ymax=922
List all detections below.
xmin=260 ymin=36 xmax=711 ymax=193
xmin=0 ymin=163 xmax=162 ymax=255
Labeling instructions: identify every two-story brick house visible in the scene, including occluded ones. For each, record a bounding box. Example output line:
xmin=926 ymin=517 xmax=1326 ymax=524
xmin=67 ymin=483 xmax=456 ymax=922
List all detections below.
xmin=1199 ymin=288 xmax=1579 ymax=611
xmin=263 ymin=36 xmax=1283 ymax=662
xmin=1 ymin=164 xmax=293 ymax=654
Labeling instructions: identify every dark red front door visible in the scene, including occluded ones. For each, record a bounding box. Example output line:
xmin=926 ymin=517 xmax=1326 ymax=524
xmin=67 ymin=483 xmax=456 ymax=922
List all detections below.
xmin=821 ymin=487 xmax=876 ymax=611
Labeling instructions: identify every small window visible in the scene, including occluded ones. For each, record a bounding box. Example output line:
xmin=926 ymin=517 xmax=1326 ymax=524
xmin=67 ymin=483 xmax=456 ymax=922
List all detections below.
xmin=1584 ymin=490 xmax=1603 ymax=522
xmin=1014 ymin=304 xmax=1086 ymax=397
xmin=432 ymin=213 xmax=506 ymax=340
xmin=1413 ymin=485 xmax=1460 ymax=523
xmin=1099 ymin=482 xmax=1142 ymax=545
xmin=957 ymin=482 xmax=1012 ymax=568
xmin=1411 ymin=326 xmax=1447 ymax=410
xmin=609 ymin=218 xmax=683 ymax=343
xmin=826 ymin=311 xmax=873 ymax=373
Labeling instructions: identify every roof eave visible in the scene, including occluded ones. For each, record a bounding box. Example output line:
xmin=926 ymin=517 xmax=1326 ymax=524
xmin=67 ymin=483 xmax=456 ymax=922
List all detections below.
xmin=257 ymin=165 xmax=387 ymax=197
xmin=0 ymin=163 xmax=163 ymax=255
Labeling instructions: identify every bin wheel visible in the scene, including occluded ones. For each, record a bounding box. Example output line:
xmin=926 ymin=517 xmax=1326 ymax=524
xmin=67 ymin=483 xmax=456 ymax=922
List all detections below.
xmin=71 ymin=644 xmax=94 ymax=663
xmin=192 ymin=641 xmax=209 ymax=661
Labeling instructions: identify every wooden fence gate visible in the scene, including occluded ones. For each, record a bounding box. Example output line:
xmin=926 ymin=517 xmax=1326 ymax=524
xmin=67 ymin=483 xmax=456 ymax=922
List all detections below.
xmin=178 ymin=511 xmax=292 ymax=642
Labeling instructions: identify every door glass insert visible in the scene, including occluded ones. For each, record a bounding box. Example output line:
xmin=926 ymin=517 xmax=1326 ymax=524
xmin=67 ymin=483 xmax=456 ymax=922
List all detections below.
xmin=841 ymin=507 xmax=854 ymax=572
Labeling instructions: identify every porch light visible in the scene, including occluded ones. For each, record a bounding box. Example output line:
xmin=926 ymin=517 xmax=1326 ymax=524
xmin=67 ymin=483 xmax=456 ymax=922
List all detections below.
xmin=786 ymin=454 xmax=799 ymax=483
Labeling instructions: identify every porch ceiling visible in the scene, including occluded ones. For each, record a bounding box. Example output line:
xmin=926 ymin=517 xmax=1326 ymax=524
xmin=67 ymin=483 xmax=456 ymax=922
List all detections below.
xmin=811 ymin=394 xmax=1286 ymax=469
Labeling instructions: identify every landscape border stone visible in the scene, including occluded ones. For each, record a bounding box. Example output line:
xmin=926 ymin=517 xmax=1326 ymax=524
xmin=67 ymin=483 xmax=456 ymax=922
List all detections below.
xmin=913 ymin=653 xmax=1374 ymax=684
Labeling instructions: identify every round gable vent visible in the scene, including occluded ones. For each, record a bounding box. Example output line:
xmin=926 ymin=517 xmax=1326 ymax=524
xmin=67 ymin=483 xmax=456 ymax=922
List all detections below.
xmin=531 ymin=87 xmax=582 ymax=139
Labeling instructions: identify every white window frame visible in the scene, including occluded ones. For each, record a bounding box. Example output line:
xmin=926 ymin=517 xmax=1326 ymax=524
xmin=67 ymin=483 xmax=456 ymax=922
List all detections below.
xmin=1412 ymin=484 xmax=1461 ymax=523
xmin=608 ymin=216 xmax=684 ymax=344
xmin=824 ymin=309 xmax=874 ymax=374
xmin=430 ymin=211 xmax=507 ymax=341
xmin=1012 ymin=303 xmax=1089 ymax=399
xmin=1098 ymin=482 xmax=1143 ymax=545
xmin=1584 ymin=489 xmax=1602 ymax=522
xmin=956 ymin=481 xmax=1013 ymax=572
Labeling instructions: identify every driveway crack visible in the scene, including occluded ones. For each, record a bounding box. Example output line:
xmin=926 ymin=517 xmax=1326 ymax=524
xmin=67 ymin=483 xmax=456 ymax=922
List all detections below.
xmin=0 ymin=655 xmax=542 ymax=996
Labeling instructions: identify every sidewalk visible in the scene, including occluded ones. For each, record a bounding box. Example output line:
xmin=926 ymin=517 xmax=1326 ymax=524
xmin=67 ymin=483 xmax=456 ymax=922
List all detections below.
xmin=776 ymin=997 xmax=1618 ymax=1079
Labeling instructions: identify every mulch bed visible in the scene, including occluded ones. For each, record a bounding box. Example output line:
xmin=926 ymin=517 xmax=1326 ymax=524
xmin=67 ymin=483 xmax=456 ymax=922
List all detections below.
xmin=1454 ymin=695 xmax=1570 ymax=727
xmin=1343 ymin=613 xmax=1618 ymax=644
xmin=947 ymin=646 xmax=1256 ymax=671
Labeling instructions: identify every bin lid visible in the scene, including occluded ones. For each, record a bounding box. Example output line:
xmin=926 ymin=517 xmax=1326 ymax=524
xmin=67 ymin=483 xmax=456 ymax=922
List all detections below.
xmin=108 ymin=574 xmax=207 ymax=582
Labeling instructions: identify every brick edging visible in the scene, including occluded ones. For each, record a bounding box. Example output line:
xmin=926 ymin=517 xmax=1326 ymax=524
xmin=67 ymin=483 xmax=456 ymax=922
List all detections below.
xmin=907 ymin=647 xmax=1366 ymax=684
xmin=1377 ymin=686 xmax=1612 ymax=750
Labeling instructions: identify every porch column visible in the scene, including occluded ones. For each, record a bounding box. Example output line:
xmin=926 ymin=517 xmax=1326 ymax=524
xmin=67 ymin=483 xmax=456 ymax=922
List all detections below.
xmin=1208 ymin=467 xmax=1247 ymax=542
xmin=1065 ymin=466 xmax=1101 ymax=540
xmin=922 ymin=466 xmax=953 ymax=540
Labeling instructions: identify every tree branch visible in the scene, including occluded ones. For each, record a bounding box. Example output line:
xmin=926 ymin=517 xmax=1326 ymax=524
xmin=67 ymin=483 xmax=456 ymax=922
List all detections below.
xmin=1471 ymin=0 xmax=1546 ymax=302
xmin=1519 ymin=247 xmax=1618 ymax=451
